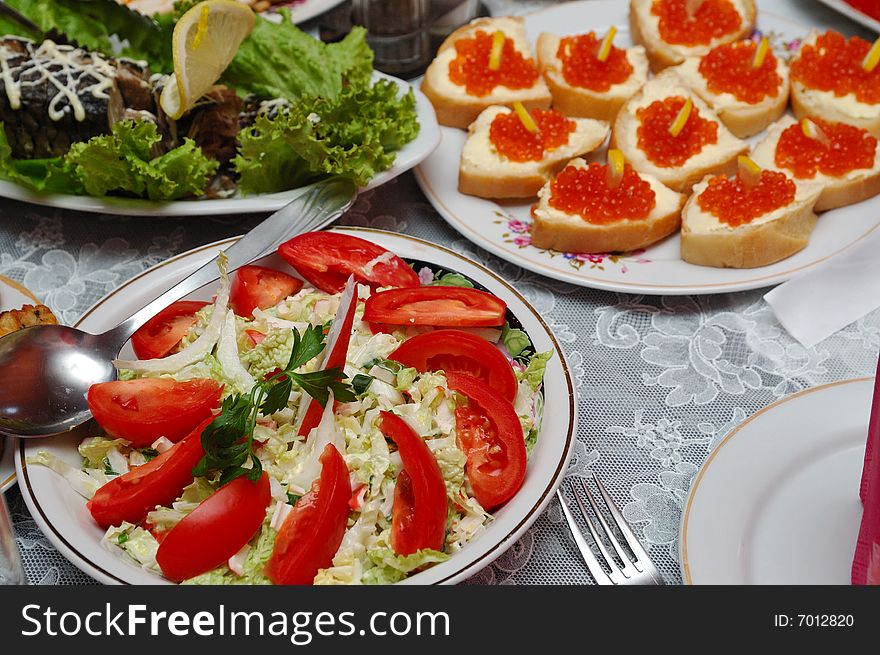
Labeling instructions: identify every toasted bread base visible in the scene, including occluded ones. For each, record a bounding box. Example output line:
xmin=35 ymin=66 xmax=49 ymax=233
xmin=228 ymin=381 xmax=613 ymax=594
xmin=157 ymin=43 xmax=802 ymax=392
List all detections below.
xmin=459 ymin=167 xmax=551 ymax=199
xmin=714 ymin=92 xmax=789 ymax=138
xmin=680 ymin=198 xmax=818 ymax=268
xmin=421 ymin=17 xmax=552 ymax=129
xmin=790 ymin=82 xmax=880 ymax=139
xmin=531 ymin=203 xmax=683 ymax=253
xmin=813 ymin=172 xmax=880 ymax=212
xmin=630 ymin=0 xmax=757 ymax=72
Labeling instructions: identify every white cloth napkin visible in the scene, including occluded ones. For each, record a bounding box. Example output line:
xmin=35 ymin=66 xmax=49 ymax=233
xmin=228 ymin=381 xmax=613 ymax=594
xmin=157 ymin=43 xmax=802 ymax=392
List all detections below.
xmin=765 ymin=228 xmax=880 ymax=348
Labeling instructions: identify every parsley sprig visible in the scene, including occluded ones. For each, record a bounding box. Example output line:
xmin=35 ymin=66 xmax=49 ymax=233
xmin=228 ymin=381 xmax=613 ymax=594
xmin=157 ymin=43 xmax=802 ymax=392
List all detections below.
xmin=194 ymin=324 xmax=355 ymax=485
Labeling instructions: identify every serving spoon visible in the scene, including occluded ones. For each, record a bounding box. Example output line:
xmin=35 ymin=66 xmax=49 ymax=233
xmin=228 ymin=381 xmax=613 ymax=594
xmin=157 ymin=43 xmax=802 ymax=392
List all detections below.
xmin=0 ymin=177 xmax=357 ymax=438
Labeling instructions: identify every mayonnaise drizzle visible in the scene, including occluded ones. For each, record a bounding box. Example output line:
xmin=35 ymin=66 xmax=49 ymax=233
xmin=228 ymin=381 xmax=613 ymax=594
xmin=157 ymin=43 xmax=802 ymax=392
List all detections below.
xmin=0 ymin=39 xmax=117 ymax=122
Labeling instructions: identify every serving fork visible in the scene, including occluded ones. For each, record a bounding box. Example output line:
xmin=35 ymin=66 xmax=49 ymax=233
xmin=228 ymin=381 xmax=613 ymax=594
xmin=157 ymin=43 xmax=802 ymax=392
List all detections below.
xmin=557 ymin=474 xmax=665 ymax=586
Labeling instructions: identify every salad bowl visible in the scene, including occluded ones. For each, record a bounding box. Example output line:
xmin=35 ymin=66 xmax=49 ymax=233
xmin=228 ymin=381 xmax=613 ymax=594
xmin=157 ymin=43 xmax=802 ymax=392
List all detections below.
xmin=16 ymin=227 xmax=577 ymax=585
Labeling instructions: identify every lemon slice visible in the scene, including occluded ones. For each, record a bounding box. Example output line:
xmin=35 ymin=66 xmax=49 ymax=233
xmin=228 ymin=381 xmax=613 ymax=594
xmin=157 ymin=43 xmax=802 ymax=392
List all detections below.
xmin=488 ymin=31 xmax=506 ymax=71
xmin=668 ymin=97 xmax=693 ymax=137
xmin=863 ymin=37 xmax=880 ymax=72
xmin=513 ymin=101 xmax=538 ymax=133
xmin=737 ymin=155 xmax=762 ymax=190
xmin=160 ymin=0 xmax=256 ymax=120
xmin=685 ymin=0 xmax=704 ymax=17
xmin=606 ymin=148 xmax=625 ymax=188
xmin=597 ymin=26 xmax=617 ymax=63
xmin=801 ymin=117 xmax=831 ymax=147
xmin=752 ymin=37 xmax=769 ymax=68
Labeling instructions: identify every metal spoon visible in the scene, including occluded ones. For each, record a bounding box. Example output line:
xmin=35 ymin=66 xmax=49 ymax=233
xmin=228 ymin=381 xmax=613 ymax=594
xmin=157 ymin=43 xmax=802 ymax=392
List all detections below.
xmin=0 ymin=177 xmax=357 ymax=438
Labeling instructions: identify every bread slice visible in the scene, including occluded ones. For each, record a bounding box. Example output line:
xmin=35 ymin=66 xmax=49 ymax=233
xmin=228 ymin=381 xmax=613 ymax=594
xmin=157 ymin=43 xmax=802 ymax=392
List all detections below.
xmin=531 ymin=157 xmax=685 ymax=252
xmin=630 ymin=0 xmax=757 ymax=71
xmin=421 ymin=16 xmax=552 ymax=129
xmin=610 ymin=70 xmax=748 ymax=192
xmin=670 ymin=43 xmax=790 ymax=138
xmin=458 ymin=106 xmax=609 ymax=199
xmin=680 ymin=174 xmax=822 ymax=268
xmin=750 ymin=115 xmax=880 ymax=212
xmin=790 ymin=31 xmax=880 ymax=138
xmin=535 ymin=32 xmax=649 ymax=121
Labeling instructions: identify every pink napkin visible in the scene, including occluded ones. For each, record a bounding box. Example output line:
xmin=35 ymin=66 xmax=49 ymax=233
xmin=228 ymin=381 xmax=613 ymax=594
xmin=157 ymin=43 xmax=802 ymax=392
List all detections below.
xmin=852 ymin=355 xmax=880 ymax=585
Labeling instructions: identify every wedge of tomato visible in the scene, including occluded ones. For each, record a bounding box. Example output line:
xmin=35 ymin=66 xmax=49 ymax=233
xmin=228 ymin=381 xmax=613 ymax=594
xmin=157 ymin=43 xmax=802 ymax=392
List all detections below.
xmin=278 ymin=232 xmax=420 ymax=294
xmin=87 ymin=378 xmax=222 ymax=448
xmin=266 ymin=444 xmax=351 ymax=585
xmin=447 ymin=372 xmax=526 ymax=511
xmin=230 ymin=265 xmax=303 ymax=319
xmin=363 ymin=287 xmax=507 ymax=327
xmin=156 ymin=472 xmax=271 ymax=582
xmin=131 ymin=300 xmax=208 ymax=359
xmin=87 ymin=417 xmax=211 ymax=528
xmin=388 ymin=329 xmax=517 ymax=402
xmin=380 ymin=411 xmax=448 ymax=556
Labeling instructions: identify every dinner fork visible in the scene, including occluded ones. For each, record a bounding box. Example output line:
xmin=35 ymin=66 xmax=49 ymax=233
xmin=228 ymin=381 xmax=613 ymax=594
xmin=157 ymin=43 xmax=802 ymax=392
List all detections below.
xmin=557 ymin=474 xmax=665 ymax=585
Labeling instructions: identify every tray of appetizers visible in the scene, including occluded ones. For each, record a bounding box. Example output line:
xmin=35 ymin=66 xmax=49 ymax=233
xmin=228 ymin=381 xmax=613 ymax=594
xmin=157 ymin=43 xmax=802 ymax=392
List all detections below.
xmin=415 ymin=0 xmax=880 ymax=295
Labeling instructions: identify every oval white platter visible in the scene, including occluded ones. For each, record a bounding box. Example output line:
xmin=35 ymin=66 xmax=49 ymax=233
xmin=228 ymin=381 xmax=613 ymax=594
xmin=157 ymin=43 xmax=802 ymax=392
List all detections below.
xmin=681 ymin=378 xmax=871 ymax=584
xmin=415 ymin=0 xmax=880 ymax=294
xmin=0 ymin=274 xmax=42 ymax=493
xmin=16 ymin=227 xmax=577 ymax=585
xmin=0 ymin=73 xmax=440 ymax=217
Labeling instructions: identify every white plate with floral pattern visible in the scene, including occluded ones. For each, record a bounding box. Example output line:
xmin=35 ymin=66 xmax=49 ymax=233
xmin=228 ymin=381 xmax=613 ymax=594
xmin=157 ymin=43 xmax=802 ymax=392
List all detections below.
xmin=415 ymin=0 xmax=880 ymax=295
xmin=681 ymin=378 xmax=870 ymax=584
xmin=0 ymin=274 xmax=43 ymax=493
xmin=16 ymin=227 xmax=577 ymax=585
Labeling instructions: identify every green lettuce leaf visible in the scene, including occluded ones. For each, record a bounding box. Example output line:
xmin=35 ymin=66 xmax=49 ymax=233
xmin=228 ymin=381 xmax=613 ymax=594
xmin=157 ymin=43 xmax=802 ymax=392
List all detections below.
xmin=361 ymin=548 xmax=449 ymax=585
xmin=519 ymin=350 xmax=553 ymax=391
xmin=223 ymin=12 xmax=373 ymax=101
xmin=78 ymin=437 xmax=129 ymax=470
xmin=234 ymin=79 xmax=419 ymax=193
xmin=65 ymin=120 xmax=218 ymax=200
xmin=0 ymin=129 xmax=83 ymax=194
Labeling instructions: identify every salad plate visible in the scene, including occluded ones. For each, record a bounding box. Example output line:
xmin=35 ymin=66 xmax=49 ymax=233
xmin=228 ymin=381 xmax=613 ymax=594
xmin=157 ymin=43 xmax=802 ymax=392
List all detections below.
xmin=0 ymin=73 xmax=440 ymax=217
xmin=16 ymin=227 xmax=576 ymax=585
xmin=415 ymin=0 xmax=880 ymax=295
xmin=815 ymin=0 xmax=880 ymax=33
xmin=0 ymin=274 xmax=42 ymax=493
xmin=681 ymin=378 xmax=870 ymax=584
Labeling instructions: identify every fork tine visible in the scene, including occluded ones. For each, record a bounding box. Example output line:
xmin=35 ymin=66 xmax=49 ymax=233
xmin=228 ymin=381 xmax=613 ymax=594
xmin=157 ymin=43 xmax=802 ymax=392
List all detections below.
xmin=569 ymin=485 xmax=625 ymax=583
xmin=592 ymin=473 xmax=665 ymax=584
xmin=555 ymin=490 xmax=613 ymax=585
xmin=579 ymin=478 xmax=641 ymax=578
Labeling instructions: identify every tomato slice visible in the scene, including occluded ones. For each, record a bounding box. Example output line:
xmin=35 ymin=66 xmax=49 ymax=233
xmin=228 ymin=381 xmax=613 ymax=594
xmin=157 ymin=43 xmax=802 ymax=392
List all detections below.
xmin=87 ymin=417 xmax=211 ymax=528
xmin=131 ymin=300 xmax=209 ymax=360
xmin=278 ymin=232 xmax=420 ymax=294
xmin=446 ymin=372 xmax=527 ymax=511
xmin=87 ymin=378 xmax=222 ymax=448
xmin=230 ymin=264 xmax=303 ymax=319
xmin=298 ymin=277 xmax=358 ymax=437
xmin=363 ymin=287 xmax=507 ymax=327
xmin=388 ymin=329 xmax=518 ymax=402
xmin=156 ymin=472 xmax=271 ymax=582
xmin=266 ymin=444 xmax=351 ymax=585
xmin=379 ymin=411 xmax=448 ymax=556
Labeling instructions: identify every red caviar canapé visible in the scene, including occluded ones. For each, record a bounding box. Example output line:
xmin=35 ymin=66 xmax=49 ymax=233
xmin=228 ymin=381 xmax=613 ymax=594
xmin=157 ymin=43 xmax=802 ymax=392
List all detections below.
xmin=790 ymin=30 xmax=880 ymax=104
xmin=775 ymin=118 xmax=877 ymax=178
xmin=636 ymin=96 xmax=718 ymax=167
xmin=449 ymin=30 xmax=540 ymax=97
xmin=698 ymin=40 xmax=781 ymax=104
xmin=651 ymin=0 xmax=742 ymax=47
xmin=548 ymin=163 xmax=656 ymax=224
xmin=556 ymin=32 xmax=633 ymax=92
xmin=489 ymin=108 xmax=576 ymax=162
xmin=696 ymin=170 xmax=796 ymax=227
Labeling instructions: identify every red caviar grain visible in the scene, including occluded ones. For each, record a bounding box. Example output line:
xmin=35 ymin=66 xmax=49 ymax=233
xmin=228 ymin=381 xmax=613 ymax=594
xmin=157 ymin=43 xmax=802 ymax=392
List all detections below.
xmin=775 ymin=118 xmax=877 ymax=178
xmin=790 ymin=30 xmax=880 ymax=104
xmin=652 ymin=0 xmax=742 ymax=47
xmin=636 ymin=96 xmax=719 ymax=167
xmin=448 ymin=30 xmax=540 ymax=97
xmin=489 ymin=108 xmax=576 ymax=162
xmin=696 ymin=170 xmax=795 ymax=226
xmin=698 ymin=40 xmax=781 ymax=104
xmin=556 ymin=32 xmax=634 ymax=92
xmin=548 ymin=163 xmax=656 ymax=224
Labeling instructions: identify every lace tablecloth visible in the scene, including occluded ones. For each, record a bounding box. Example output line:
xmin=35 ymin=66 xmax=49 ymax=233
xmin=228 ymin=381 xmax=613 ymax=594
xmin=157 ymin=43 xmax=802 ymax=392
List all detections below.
xmin=3 ymin=0 xmax=877 ymax=586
